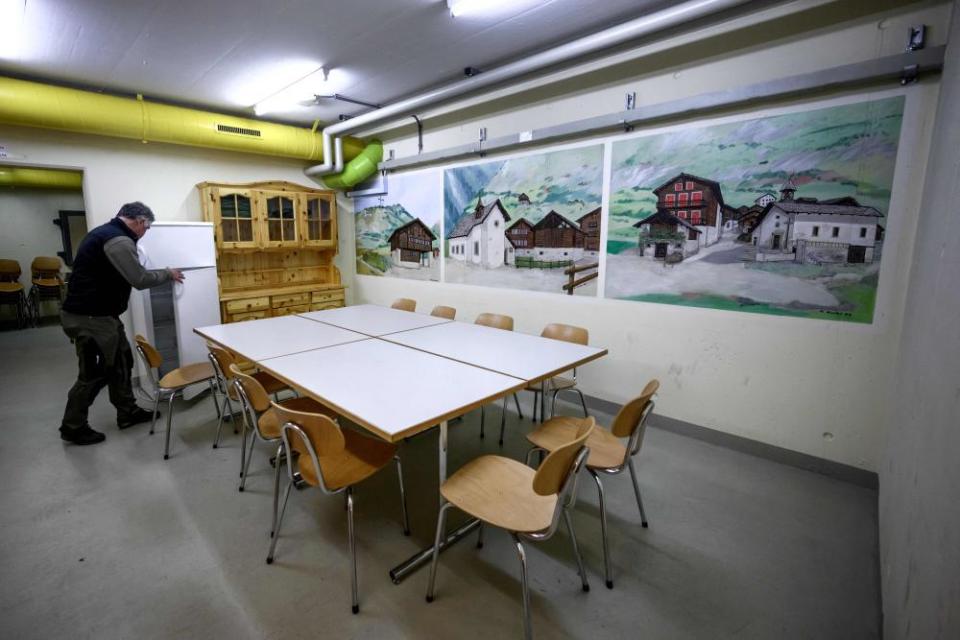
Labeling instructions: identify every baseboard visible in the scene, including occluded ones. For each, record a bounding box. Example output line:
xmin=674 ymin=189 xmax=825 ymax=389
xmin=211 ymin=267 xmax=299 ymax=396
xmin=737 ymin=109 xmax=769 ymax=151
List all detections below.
xmin=578 ymin=393 xmax=879 ymax=490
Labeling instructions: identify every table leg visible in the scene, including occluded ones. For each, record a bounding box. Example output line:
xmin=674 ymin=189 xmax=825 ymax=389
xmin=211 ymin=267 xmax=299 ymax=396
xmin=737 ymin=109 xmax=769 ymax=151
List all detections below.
xmin=389 ymin=419 xmax=480 ymax=584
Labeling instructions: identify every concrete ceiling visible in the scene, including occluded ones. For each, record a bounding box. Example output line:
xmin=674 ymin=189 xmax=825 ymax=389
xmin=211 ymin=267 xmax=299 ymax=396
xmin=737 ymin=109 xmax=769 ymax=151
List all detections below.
xmin=0 ymin=0 xmax=665 ymax=126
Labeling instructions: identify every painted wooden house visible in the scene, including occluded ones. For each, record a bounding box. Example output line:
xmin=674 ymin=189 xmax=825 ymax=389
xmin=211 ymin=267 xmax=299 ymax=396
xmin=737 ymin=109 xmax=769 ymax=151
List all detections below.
xmin=653 ymin=172 xmax=725 ymax=246
xmin=388 ymin=218 xmax=437 ymax=269
xmin=447 ymin=198 xmax=511 ymax=268
xmin=577 ymin=207 xmax=601 ymax=253
xmin=633 ymin=208 xmax=701 ymax=260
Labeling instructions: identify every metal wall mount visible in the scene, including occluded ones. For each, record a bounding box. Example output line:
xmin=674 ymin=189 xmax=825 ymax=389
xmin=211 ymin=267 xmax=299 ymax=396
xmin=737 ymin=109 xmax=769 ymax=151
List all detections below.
xmin=379 ymin=46 xmax=944 ymax=172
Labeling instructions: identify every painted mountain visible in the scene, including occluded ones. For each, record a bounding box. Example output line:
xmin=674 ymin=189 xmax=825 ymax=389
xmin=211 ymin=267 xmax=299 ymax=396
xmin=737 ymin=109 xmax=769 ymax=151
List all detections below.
xmin=605 ymin=96 xmax=905 ymax=323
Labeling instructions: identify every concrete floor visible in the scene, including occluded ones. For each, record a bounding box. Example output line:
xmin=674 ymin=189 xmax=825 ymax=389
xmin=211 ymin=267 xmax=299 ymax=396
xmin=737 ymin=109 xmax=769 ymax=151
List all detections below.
xmin=0 ymin=325 xmax=881 ymax=639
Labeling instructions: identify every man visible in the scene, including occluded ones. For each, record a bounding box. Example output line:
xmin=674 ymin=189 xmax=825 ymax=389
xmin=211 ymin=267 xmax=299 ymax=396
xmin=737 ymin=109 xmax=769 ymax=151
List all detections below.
xmin=59 ymin=202 xmax=184 ymax=445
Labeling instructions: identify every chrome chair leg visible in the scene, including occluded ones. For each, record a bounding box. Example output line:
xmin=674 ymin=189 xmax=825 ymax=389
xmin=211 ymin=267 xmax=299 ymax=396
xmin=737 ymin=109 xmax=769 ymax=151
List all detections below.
xmin=270 ymin=443 xmax=283 ymax=536
xmin=628 ymin=459 xmax=649 ymax=527
xmin=512 ymin=533 xmax=533 ymax=640
xmin=238 ymin=406 xmax=249 ymax=480
xmin=551 ymin=389 xmax=560 ymax=420
xmin=213 ymin=394 xmax=229 ymax=449
xmin=209 ymin=380 xmax=221 ymax=419
xmin=524 ymin=446 xmax=544 ymax=468
xmin=498 ymin=395 xmax=508 ymax=446
xmin=589 ymin=469 xmax=613 ymax=589
xmin=575 ymin=389 xmax=588 ymax=418
xmin=425 ymin=502 xmax=453 ymax=602
xmin=266 ymin=478 xmax=293 ymax=563
xmin=346 ymin=487 xmax=359 ymax=614
xmin=394 ymin=456 xmax=411 ymax=535
xmin=239 ymin=431 xmax=258 ymax=492
xmin=564 ymin=509 xmax=590 ymax=592
xmin=149 ymin=390 xmax=161 ymax=435
xmin=163 ymin=391 xmax=176 ymax=460
xmin=476 ymin=522 xmax=485 ymax=549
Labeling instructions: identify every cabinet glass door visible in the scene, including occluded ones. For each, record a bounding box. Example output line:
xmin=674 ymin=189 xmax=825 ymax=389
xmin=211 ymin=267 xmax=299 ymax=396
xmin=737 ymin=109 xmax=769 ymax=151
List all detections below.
xmin=303 ymin=195 xmax=335 ymax=247
xmin=265 ymin=194 xmax=298 ymax=246
xmin=219 ymin=192 xmax=255 ymax=248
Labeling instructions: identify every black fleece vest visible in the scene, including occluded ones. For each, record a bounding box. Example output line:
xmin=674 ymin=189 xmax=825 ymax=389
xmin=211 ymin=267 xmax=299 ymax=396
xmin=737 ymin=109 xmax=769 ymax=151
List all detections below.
xmin=63 ymin=217 xmax=140 ymax=317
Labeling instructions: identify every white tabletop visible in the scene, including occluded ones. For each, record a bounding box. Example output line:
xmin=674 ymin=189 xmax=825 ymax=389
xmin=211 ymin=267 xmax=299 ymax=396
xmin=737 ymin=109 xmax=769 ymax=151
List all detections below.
xmin=381 ymin=321 xmax=607 ymax=383
xmin=259 ymin=339 xmax=525 ymax=442
xmin=298 ymin=304 xmax=451 ymax=337
xmin=194 ymin=315 xmax=369 ymax=361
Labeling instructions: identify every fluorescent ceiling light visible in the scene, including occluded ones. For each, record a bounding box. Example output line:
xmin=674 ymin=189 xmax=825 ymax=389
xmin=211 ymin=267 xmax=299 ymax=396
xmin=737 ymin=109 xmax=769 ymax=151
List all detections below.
xmin=0 ymin=0 xmax=26 ymax=59
xmin=447 ymin=0 xmax=521 ymax=17
xmin=253 ymin=66 xmax=329 ymax=116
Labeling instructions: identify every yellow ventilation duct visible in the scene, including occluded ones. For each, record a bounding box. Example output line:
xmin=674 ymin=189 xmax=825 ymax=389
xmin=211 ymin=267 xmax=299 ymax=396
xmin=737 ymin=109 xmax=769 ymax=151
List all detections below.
xmin=0 ymin=76 xmax=365 ymax=162
xmin=0 ymin=166 xmax=83 ymax=190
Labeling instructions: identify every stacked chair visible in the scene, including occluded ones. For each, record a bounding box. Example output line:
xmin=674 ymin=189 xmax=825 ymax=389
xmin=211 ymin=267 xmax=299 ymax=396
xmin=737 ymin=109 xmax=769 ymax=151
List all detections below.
xmin=28 ymin=256 xmax=65 ymax=324
xmin=0 ymin=259 xmax=30 ymax=329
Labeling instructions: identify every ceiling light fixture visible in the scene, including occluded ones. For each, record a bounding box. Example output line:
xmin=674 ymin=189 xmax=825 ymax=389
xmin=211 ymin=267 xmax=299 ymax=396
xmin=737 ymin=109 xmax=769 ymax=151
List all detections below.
xmin=447 ymin=0 xmax=519 ymax=18
xmin=253 ymin=66 xmax=329 ymax=116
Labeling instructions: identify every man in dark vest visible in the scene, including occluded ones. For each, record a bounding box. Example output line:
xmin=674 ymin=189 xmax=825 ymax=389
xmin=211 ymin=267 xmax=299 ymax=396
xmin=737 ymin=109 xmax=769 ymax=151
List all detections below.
xmin=59 ymin=202 xmax=184 ymax=445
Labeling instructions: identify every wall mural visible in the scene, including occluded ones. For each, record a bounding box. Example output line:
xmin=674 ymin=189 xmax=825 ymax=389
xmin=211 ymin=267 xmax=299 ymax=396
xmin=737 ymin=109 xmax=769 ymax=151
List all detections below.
xmin=354 ymin=170 xmax=441 ymax=281
xmin=605 ymin=96 xmax=904 ymax=323
xmin=443 ymin=145 xmax=603 ymax=296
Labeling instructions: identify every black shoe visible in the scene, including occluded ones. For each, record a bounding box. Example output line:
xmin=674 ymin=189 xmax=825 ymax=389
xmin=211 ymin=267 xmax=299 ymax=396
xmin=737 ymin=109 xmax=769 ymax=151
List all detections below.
xmin=60 ymin=424 xmax=106 ymax=446
xmin=118 ymin=408 xmax=154 ymax=430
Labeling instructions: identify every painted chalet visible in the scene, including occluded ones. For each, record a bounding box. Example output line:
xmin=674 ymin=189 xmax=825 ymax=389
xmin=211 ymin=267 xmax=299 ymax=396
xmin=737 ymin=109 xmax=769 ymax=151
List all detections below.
xmin=447 ymin=197 xmax=511 ymax=268
xmin=387 ymin=218 xmax=437 ymax=269
xmin=750 ymin=181 xmax=884 ymax=264
xmin=633 ymin=208 xmax=701 ymax=259
xmin=652 ymin=172 xmax=725 ymax=247
xmin=505 ymin=208 xmax=600 ymax=264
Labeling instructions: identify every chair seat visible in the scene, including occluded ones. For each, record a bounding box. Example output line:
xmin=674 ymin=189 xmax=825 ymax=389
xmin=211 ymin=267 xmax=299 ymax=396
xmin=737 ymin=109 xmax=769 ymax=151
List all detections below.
xmin=441 ymin=455 xmax=557 ymax=533
xmin=258 ymin=396 xmax=337 ymax=439
xmin=158 ymin=361 xmax=215 ymax=390
xmin=524 ymin=376 xmax=576 ymax=393
xmin=228 ymin=370 xmax=287 ymax=400
xmin=31 ymin=278 xmax=62 ymax=288
xmin=526 ymin=416 xmax=626 ymax=470
xmin=299 ymin=429 xmax=397 ymax=491
xmin=0 ymin=283 xmax=24 ymax=294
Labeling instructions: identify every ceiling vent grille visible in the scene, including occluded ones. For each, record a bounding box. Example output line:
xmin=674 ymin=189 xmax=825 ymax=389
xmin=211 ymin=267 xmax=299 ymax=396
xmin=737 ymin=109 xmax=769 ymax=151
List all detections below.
xmin=217 ymin=124 xmax=261 ymax=137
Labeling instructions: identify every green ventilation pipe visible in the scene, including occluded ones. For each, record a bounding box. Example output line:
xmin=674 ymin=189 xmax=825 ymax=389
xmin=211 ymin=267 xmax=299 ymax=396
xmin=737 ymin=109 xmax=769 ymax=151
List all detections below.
xmin=0 ymin=166 xmax=83 ymax=189
xmin=320 ymin=140 xmax=383 ymax=190
xmin=0 ymin=75 xmax=366 ymax=164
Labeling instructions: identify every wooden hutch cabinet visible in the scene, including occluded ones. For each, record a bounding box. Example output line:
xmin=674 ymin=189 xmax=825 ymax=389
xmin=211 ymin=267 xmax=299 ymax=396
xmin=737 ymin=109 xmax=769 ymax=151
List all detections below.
xmin=198 ymin=180 xmax=344 ymax=323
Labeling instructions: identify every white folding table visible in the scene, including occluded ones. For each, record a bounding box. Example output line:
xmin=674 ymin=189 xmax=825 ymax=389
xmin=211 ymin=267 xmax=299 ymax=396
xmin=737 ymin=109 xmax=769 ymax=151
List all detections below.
xmin=195 ymin=314 xmax=368 ymax=361
xmin=298 ymin=303 xmax=451 ymax=337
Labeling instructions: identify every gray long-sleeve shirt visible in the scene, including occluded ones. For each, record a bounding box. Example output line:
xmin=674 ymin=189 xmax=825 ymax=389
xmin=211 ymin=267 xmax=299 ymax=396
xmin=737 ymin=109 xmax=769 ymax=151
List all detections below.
xmin=103 ymin=236 xmax=171 ymax=290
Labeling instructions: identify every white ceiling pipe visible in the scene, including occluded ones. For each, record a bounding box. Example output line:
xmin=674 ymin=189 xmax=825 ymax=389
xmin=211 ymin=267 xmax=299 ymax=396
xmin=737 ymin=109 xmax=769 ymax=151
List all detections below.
xmin=305 ymin=0 xmax=755 ymax=178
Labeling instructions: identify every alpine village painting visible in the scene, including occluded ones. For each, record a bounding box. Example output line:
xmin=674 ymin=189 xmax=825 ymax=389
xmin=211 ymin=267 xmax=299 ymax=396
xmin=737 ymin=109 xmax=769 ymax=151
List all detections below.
xmin=355 ymin=170 xmax=441 ymax=281
xmin=605 ymin=96 xmax=904 ymax=323
xmin=444 ymin=145 xmax=604 ymax=296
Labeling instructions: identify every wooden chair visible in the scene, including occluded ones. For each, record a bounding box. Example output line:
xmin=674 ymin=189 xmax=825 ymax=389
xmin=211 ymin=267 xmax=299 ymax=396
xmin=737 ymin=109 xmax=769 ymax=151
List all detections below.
xmin=430 ymin=305 xmax=456 ymax=320
xmin=133 ymin=334 xmax=219 ymax=460
xmin=391 ymin=298 xmax=417 ymax=312
xmin=426 ymin=418 xmax=596 ymax=640
xmin=474 ymin=312 xmax=524 ymax=440
xmin=525 ymin=379 xmax=659 ymax=589
xmin=28 ymin=256 xmax=65 ymax=324
xmin=267 ymin=401 xmax=410 ymax=614
xmin=0 ymin=259 xmax=29 ymax=329
xmin=229 ymin=364 xmax=335 ymax=499
xmin=525 ymin=323 xmax=590 ymax=426
xmin=207 ymin=346 xmax=289 ymax=449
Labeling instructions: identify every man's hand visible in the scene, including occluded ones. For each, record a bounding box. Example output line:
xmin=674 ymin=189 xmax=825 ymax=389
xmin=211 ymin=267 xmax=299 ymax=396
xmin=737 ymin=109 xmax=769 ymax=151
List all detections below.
xmin=168 ymin=268 xmax=185 ymax=283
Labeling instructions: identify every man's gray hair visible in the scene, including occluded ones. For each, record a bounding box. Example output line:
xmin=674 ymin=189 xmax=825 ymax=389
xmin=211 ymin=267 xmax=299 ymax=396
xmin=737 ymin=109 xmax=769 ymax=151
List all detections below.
xmin=117 ymin=201 xmax=155 ymax=222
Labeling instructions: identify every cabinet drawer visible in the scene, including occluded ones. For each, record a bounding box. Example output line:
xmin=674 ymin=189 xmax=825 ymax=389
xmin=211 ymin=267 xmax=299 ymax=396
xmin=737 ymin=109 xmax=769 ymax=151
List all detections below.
xmin=230 ymin=310 xmax=270 ymax=322
xmin=271 ymin=292 xmax=311 ymax=308
xmin=225 ymin=296 xmax=271 ymax=314
xmin=310 ymin=301 xmax=343 ymax=312
xmin=312 ymin=290 xmax=345 ymax=304
xmin=272 ymin=304 xmax=310 ymax=317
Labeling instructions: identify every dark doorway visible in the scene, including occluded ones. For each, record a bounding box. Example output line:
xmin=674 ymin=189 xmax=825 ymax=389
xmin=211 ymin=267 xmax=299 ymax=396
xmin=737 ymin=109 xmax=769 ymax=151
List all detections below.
xmin=772 ymin=234 xmax=781 ymax=250
xmin=54 ymin=210 xmax=88 ymax=266
xmin=654 ymin=243 xmax=668 ymax=259
xmin=847 ymin=245 xmax=866 ymax=263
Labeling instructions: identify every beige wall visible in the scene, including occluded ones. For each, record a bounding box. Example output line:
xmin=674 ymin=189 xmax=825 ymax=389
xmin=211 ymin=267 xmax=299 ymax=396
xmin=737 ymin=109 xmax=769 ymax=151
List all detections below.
xmin=344 ymin=0 xmax=951 ymax=472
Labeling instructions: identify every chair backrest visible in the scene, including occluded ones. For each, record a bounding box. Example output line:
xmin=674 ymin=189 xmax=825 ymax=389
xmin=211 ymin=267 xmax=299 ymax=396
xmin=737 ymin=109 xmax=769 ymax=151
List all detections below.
xmin=610 ymin=379 xmax=659 ymax=460
xmin=208 ymin=346 xmax=237 ymax=395
xmin=475 ymin=312 xmax=513 ymax=331
xmin=533 ymin=417 xmax=595 ymax=496
xmin=541 ymin=323 xmax=588 ymax=345
xmin=134 ymin=334 xmax=162 ymax=368
xmin=0 ymin=259 xmax=21 ymax=282
xmin=430 ymin=305 xmax=456 ymax=320
xmin=391 ymin=298 xmax=417 ymax=312
xmin=31 ymin=256 xmax=62 ymax=278
xmin=229 ymin=364 xmax=271 ymax=413
xmin=272 ymin=401 xmax=346 ymax=493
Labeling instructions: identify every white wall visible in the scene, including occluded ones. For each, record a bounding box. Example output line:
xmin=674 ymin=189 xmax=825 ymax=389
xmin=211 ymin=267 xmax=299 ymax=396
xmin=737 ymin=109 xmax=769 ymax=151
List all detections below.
xmin=342 ymin=1 xmax=951 ymax=472
xmin=880 ymin=2 xmax=960 ymax=638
